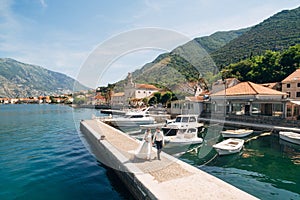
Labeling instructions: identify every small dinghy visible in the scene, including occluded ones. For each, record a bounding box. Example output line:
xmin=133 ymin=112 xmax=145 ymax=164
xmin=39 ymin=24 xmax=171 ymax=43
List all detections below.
xmin=279 ymin=131 xmax=300 ymax=145
xmin=221 ymin=129 xmax=253 ymax=138
xmin=213 ymin=138 xmax=244 ymax=155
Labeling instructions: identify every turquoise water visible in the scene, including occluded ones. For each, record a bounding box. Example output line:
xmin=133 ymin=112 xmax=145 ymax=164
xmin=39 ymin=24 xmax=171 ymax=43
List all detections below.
xmin=180 ymin=128 xmax=300 ymax=200
xmin=1 ymin=105 xmax=300 ymax=200
xmin=0 ymin=104 xmax=133 ymax=200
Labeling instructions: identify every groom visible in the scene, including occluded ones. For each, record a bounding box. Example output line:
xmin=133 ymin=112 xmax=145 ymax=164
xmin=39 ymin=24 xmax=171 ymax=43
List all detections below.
xmin=152 ymin=127 xmax=164 ymax=160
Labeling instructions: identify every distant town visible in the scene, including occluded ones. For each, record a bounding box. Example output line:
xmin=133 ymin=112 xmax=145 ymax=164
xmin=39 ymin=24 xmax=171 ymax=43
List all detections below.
xmin=2 ymin=69 xmax=300 ymax=126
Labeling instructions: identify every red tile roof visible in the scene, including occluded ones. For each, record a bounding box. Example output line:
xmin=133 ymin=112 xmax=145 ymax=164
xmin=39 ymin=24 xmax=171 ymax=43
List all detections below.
xmin=212 ymin=81 xmax=286 ymax=96
xmin=136 ymin=84 xmax=158 ymax=90
xmin=112 ymin=92 xmax=124 ymax=97
xmin=282 ymin=69 xmax=300 ymax=83
xmin=260 ymin=82 xmax=278 ymax=89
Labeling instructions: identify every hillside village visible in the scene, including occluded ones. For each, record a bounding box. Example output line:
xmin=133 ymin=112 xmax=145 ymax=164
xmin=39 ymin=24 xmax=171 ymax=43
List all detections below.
xmin=2 ymin=67 xmax=300 ymax=122
xmin=105 ymin=69 xmax=300 ymax=121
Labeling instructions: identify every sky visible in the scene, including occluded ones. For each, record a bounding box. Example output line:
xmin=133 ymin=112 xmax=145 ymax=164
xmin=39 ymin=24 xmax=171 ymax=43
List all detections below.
xmin=0 ymin=0 xmax=299 ymax=88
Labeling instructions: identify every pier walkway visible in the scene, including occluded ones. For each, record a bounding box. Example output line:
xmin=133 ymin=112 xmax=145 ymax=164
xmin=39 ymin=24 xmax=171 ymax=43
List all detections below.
xmin=80 ymin=119 xmax=258 ymax=200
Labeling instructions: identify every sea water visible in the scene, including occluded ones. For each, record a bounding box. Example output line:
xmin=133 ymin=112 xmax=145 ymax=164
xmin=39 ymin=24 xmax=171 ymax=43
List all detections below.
xmin=1 ymin=104 xmax=300 ymax=200
xmin=180 ymin=127 xmax=300 ymax=200
xmin=0 ymin=104 xmax=133 ymax=200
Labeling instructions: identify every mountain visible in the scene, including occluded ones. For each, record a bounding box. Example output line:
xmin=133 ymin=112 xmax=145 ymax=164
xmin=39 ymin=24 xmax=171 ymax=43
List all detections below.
xmin=119 ymin=6 xmax=300 ymax=93
xmin=113 ymin=28 xmax=250 ymax=94
xmin=212 ymin=6 xmax=300 ymax=67
xmin=0 ymin=58 xmax=89 ymax=98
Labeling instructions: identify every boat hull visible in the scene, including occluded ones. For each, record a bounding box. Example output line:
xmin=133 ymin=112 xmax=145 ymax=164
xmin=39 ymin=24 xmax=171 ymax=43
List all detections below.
xmin=221 ymin=129 xmax=253 ymax=138
xmin=165 ymin=136 xmax=203 ymax=146
xmin=213 ymin=138 xmax=244 ymax=155
xmin=279 ymin=131 xmax=300 ymax=145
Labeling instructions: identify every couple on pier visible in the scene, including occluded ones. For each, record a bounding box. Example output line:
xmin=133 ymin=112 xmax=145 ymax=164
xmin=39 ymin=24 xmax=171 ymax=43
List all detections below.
xmin=135 ymin=127 xmax=164 ymax=161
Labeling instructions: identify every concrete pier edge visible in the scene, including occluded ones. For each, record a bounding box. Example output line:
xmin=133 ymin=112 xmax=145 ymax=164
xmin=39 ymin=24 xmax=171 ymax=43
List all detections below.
xmin=80 ymin=119 xmax=258 ymax=200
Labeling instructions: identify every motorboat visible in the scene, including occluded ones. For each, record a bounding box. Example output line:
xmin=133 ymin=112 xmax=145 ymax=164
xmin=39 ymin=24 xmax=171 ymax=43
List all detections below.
xmin=221 ymin=129 xmax=253 ymax=138
xmin=162 ymin=114 xmax=203 ymax=136
xmin=102 ymin=108 xmax=155 ymax=127
xmin=213 ymin=138 xmax=244 ymax=155
xmin=279 ymin=131 xmax=300 ymax=145
xmin=164 ymin=128 xmax=203 ymax=146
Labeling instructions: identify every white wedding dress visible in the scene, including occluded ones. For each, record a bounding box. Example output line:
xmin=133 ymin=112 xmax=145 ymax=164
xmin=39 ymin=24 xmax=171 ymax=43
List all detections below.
xmin=135 ymin=132 xmax=152 ymax=159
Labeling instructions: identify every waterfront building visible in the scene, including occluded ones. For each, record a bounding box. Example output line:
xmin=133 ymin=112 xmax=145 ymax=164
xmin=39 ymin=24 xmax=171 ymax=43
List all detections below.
xmin=170 ymin=83 xmax=209 ymax=116
xmin=94 ymin=93 xmax=106 ymax=105
xmin=282 ymin=69 xmax=300 ymax=99
xmin=124 ymin=73 xmax=158 ymax=101
xmin=170 ymin=97 xmax=204 ymax=117
xmin=111 ymin=73 xmax=159 ymax=107
xmin=110 ymin=92 xmax=125 ymax=107
xmin=209 ymin=81 xmax=288 ymax=118
xmin=281 ymin=69 xmax=300 ymax=119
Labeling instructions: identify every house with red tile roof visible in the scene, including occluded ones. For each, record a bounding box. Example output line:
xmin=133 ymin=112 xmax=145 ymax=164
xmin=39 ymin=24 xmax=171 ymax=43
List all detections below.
xmin=210 ymin=81 xmax=288 ymax=117
xmin=281 ymin=69 xmax=300 ymax=119
xmin=120 ymin=73 xmax=159 ymax=106
xmin=94 ymin=93 xmax=106 ymax=105
xmin=282 ymin=69 xmax=300 ymax=99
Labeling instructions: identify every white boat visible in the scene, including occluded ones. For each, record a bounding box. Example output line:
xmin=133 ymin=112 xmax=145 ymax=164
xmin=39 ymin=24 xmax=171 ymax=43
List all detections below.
xmin=279 ymin=131 xmax=300 ymax=145
xmin=221 ymin=129 xmax=253 ymax=138
xmin=213 ymin=138 xmax=244 ymax=155
xmin=164 ymin=128 xmax=203 ymax=146
xmin=102 ymin=108 xmax=155 ymax=127
xmin=162 ymin=114 xmax=203 ymax=136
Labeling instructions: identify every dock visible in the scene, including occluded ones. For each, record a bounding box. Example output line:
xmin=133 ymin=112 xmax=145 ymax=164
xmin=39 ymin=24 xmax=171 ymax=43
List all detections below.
xmin=80 ymin=119 xmax=258 ymax=200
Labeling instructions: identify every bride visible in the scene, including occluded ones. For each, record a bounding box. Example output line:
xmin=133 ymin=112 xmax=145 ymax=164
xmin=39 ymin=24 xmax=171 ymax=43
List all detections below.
xmin=135 ymin=128 xmax=152 ymax=160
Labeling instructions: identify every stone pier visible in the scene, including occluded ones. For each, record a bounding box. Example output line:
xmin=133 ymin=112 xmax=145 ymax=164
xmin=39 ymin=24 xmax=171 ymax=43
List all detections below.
xmin=80 ymin=119 xmax=258 ymax=200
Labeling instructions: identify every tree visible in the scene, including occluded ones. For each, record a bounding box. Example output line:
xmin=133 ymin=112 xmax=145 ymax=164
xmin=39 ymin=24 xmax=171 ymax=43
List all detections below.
xmin=142 ymin=98 xmax=148 ymax=106
xmin=161 ymin=92 xmax=172 ymax=106
xmin=73 ymin=96 xmax=86 ymax=105
xmin=148 ymin=96 xmax=157 ymax=106
xmin=279 ymin=44 xmax=300 ymax=77
xmin=221 ymin=44 xmax=300 ymax=83
xmin=153 ymin=92 xmax=161 ymax=103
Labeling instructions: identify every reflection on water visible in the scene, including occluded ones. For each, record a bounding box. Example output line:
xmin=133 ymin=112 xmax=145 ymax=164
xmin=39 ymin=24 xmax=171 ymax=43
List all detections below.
xmin=179 ymin=127 xmax=300 ymax=199
xmin=107 ymin=121 xmax=300 ymax=199
xmin=279 ymin=139 xmax=300 ymax=165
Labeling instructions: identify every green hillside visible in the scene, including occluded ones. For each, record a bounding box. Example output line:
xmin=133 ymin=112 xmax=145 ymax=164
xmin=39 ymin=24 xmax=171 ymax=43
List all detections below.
xmin=194 ymin=28 xmax=250 ymax=53
xmin=212 ymin=6 xmax=300 ymax=68
xmin=121 ymin=28 xmax=249 ymax=94
xmin=0 ymin=58 xmax=89 ymax=98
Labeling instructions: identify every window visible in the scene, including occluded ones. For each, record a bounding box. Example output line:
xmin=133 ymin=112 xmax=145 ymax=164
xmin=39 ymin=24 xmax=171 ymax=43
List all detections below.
xmin=287 ymin=92 xmax=291 ymax=97
xmin=297 ymin=92 xmax=300 ymax=97
xmin=287 ymin=84 xmax=290 ymax=88
xmin=298 ymin=83 xmax=300 ymax=87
